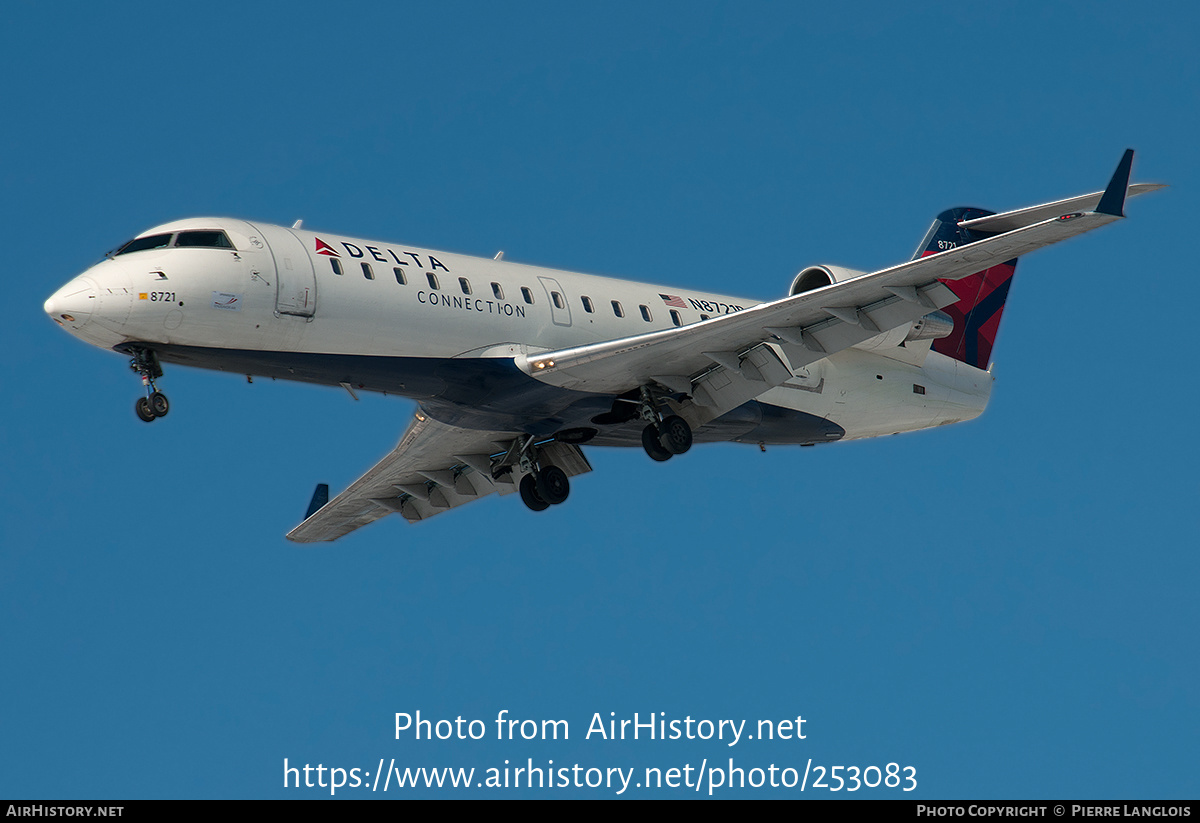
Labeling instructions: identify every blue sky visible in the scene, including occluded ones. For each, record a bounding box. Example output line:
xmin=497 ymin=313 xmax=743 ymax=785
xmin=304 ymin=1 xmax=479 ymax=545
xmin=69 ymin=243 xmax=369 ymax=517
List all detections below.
xmin=3 ymin=1 xmax=1196 ymax=799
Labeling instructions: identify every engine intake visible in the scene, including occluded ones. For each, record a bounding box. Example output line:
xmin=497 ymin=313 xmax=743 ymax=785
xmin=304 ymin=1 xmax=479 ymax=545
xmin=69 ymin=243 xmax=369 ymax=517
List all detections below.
xmin=788 ymin=265 xmax=866 ymax=296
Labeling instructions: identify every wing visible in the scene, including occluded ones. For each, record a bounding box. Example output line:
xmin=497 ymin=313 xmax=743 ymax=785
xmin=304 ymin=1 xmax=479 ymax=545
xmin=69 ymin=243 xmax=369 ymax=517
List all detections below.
xmin=286 ymin=413 xmax=591 ymax=542
xmin=518 ymin=151 xmax=1155 ymax=421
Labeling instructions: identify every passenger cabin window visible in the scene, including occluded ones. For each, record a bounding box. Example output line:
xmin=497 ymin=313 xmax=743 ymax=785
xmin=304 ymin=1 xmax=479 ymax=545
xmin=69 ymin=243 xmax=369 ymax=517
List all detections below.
xmin=393 ymin=267 xmax=407 ymax=285
xmin=612 ymin=300 xmax=624 ymax=318
xmin=330 ymin=258 xmax=343 ymax=275
xmin=459 ymin=277 xmax=472 ymax=295
xmin=581 ymin=296 xmax=594 ymax=313
xmin=174 ymin=230 xmax=233 ymax=249
xmin=115 ymin=234 xmax=173 ymax=255
xmin=640 ymin=305 xmax=652 ymax=322
xmin=551 ymin=291 xmax=564 ymax=309
xmin=361 ymin=262 xmax=374 ymax=280
xmin=670 ymin=309 xmax=682 ymax=327
xmin=427 ymin=272 xmax=440 ymax=290
xmin=521 ymin=287 xmax=534 ymax=304
xmin=491 ymin=282 xmax=504 ymax=300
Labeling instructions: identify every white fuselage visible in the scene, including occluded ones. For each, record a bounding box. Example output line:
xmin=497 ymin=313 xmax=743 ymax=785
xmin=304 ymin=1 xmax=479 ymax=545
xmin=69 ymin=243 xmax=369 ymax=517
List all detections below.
xmin=46 ymin=217 xmax=992 ymax=445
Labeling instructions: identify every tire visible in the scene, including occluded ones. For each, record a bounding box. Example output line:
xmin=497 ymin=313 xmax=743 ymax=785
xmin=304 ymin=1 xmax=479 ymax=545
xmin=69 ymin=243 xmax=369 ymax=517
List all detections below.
xmin=659 ymin=415 xmax=693 ymax=455
xmin=642 ymin=424 xmax=673 ymax=462
xmin=519 ymin=473 xmax=550 ymax=511
xmin=536 ymin=465 xmax=570 ymax=505
xmin=149 ymin=391 xmax=170 ymax=418
xmin=136 ymin=397 xmax=156 ymax=422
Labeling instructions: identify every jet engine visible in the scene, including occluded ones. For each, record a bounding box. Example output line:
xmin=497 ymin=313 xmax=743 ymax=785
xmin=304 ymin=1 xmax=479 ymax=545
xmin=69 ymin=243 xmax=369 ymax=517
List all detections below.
xmin=788 ymin=264 xmax=866 ymax=295
xmin=789 ymin=265 xmax=954 ymax=352
xmin=905 ymin=310 xmax=954 ymax=342
xmin=848 ymin=308 xmax=955 ymax=351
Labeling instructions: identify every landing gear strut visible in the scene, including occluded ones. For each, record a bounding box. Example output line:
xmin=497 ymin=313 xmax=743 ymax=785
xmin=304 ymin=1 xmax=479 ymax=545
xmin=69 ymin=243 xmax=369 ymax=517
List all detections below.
xmin=636 ymin=385 xmax=693 ymax=461
xmin=129 ymin=348 xmax=169 ymax=423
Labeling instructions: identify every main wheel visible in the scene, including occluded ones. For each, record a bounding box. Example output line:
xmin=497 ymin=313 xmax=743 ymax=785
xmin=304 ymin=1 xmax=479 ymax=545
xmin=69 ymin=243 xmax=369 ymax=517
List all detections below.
xmin=642 ymin=424 xmax=673 ymax=462
xmin=136 ymin=397 xmax=156 ymax=422
xmin=149 ymin=391 xmax=170 ymax=418
xmin=536 ymin=465 xmax=570 ymax=505
xmin=659 ymin=415 xmax=693 ymax=455
xmin=519 ymin=473 xmax=551 ymax=511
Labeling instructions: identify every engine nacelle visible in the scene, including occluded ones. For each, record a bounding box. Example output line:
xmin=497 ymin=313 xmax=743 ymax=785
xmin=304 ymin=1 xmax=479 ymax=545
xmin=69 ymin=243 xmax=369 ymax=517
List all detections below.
xmin=905 ymin=310 xmax=954 ymax=342
xmin=854 ymin=309 xmax=956 ymax=351
xmin=788 ymin=264 xmax=867 ymax=296
xmin=790 ymin=265 xmax=955 ymax=353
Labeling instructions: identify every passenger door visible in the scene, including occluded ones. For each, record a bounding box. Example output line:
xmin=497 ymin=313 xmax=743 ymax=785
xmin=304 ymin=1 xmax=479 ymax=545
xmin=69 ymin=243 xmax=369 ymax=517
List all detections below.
xmin=258 ymin=223 xmax=317 ymax=318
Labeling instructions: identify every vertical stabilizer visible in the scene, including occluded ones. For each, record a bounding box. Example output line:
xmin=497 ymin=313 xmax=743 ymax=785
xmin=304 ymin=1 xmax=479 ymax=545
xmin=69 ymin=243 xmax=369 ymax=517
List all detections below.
xmin=913 ymin=208 xmax=1017 ymax=371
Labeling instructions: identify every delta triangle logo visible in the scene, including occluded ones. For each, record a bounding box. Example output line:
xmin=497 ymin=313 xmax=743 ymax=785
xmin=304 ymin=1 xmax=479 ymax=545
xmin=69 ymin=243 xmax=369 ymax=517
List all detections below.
xmin=314 ymin=237 xmax=339 ymax=256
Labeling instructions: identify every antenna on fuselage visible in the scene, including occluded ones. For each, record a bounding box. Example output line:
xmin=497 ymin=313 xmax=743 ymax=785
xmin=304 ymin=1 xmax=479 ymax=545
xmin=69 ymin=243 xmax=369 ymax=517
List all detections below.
xmin=292 ymin=219 xmax=304 ymax=229
xmin=494 ymin=251 xmax=504 ymax=260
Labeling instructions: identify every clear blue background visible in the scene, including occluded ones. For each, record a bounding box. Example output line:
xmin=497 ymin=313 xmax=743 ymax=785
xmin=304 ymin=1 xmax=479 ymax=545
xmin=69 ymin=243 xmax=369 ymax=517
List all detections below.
xmin=3 ymin=1 xmax=1195 ymax=799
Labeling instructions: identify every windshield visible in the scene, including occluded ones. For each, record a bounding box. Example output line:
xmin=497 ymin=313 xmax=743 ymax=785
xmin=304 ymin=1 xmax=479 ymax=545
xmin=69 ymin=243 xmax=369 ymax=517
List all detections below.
xmin=115 ymin=233 xmax=173 ymax=255
xmin=113 ymin=229 xmax=236 ymax=256
xmin=175 ymin=230 xmax=233 ymax=248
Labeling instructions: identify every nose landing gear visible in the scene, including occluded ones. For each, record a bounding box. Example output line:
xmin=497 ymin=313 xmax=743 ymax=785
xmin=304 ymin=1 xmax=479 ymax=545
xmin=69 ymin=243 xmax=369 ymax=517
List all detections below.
xmin=130 ymin=348 xmax=169 ymax=423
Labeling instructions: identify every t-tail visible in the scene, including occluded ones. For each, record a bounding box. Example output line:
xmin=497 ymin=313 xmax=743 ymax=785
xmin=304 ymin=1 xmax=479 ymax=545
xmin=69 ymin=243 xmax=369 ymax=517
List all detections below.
xmin=912 ymin=208 xmax=1016 ymax=371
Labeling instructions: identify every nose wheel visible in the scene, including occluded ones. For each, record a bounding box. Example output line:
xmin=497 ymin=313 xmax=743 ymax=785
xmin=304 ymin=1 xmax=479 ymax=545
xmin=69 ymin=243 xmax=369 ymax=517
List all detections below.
xmin=129 ymin=348 xmax=169 ymax=423
xmin=136 ymin=391 xmax=170 ymax=421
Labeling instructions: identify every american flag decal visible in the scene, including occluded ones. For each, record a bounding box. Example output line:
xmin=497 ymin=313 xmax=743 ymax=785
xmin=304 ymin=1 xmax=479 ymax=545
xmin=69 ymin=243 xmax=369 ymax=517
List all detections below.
xmin=659 ymin=294 xmax=686 ymax=308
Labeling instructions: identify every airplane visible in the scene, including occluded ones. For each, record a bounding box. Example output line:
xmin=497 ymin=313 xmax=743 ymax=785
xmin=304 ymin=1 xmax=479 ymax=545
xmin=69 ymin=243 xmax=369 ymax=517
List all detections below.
xmin=45 ymin=150 xmax=1160 ymax=542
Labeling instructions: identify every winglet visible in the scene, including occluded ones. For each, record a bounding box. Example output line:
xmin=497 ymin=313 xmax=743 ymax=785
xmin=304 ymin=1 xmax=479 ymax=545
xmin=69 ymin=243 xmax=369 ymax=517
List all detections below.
xmin=1095 ymin=149 xmax=1134 ymax=217
xmin=304 ymin=483 xmax=330 ymax=520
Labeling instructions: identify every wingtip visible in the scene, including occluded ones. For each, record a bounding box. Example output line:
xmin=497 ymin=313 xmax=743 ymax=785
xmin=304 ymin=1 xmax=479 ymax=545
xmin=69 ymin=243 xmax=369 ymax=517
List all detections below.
xmin=1095 ymin=149 xmax=1135 ymax=217
xmin=304 ymin=483 xmax=330 ymax=520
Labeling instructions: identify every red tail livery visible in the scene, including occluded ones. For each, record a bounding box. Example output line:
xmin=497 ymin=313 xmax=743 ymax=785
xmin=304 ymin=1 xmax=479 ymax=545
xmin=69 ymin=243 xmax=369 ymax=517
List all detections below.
xmin=913 ymin=207 xmax=1017 ymax=370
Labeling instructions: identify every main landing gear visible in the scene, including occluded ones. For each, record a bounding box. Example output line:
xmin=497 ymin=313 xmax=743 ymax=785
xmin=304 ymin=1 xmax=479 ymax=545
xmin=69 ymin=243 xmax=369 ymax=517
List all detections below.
xmin=636 ymin=386 xmax=693 ymax=462
xmin=130 ymin=348 xmax=169 ymax=423
xmin=518 ymin=465 xmax=570 ymax=512
xmin=500 ymin=435 xmax=572 ymax=513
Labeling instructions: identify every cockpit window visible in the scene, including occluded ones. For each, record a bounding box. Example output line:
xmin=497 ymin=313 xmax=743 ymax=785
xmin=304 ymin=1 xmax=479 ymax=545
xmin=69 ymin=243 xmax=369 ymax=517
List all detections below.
xmin=115 ymin=233 xmax=173 ymax=255
xmin=174 ymin=230 xmax=234 ymax=249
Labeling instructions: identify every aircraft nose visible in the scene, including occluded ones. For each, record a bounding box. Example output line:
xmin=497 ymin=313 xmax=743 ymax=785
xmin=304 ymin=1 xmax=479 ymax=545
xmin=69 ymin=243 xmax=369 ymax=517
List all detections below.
xmin=45 ymin=276 xmax=99 ymax=331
